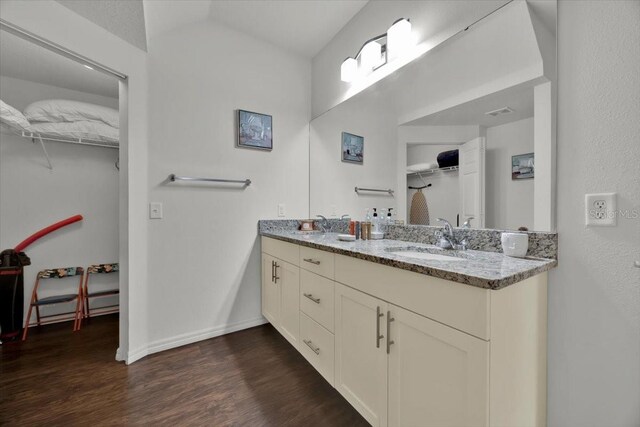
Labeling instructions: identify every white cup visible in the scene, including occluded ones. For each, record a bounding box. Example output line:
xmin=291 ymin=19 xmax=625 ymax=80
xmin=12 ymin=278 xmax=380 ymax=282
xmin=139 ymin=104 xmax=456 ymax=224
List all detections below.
xmin=501 ymin=232 xmax=528 ymax=258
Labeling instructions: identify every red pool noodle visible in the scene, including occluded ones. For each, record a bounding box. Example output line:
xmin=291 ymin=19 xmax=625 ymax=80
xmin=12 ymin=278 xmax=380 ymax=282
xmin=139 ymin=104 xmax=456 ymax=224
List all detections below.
xmin=14 ymin=215 xmax=83 ymax=252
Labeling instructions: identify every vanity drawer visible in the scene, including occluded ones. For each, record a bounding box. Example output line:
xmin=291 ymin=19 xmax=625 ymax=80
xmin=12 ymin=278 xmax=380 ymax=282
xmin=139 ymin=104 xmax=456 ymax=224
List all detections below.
xmin=262 ymin=237 xmax=299 ymax=266
xmin=300 ymin=246 xmax=334 ymax=279
xmin=300 ymin=269 xmax=334 ymax=332
xmin=299 ymin=312 xmax=335 ymax=386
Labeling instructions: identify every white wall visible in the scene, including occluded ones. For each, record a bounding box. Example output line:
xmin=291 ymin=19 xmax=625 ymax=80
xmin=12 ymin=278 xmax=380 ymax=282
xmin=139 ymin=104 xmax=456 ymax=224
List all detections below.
xmin=310 ymin=98 xmax=397 ymax=219
xmin=485 ymin=117 xmax=534 ymax=230
xmin=1 ymin=0 xmax=149 ymax=363
xmin=0 ymin=76 xmax=119 ymax=319
xmin=406 ymin=144 xmax=460 ymax=226
xmin=549 ymin=2 xmax=640 ymax=426
xmin=145 ymin=21 xmax=310 ymax=350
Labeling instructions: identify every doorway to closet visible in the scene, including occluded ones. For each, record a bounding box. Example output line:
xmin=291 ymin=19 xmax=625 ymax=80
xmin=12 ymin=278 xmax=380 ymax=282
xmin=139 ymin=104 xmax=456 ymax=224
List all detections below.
xmin=0 ymin=24 xmax=123 ymax=354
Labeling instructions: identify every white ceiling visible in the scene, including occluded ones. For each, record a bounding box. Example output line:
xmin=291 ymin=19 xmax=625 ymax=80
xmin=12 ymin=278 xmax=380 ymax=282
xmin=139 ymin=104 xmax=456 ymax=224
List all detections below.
xmin=527 ymin=0 xmax=557 ymax=37
xmin=57 ymin=0 xmax=147 ymax=51
xmin=144 ymin=0 xmax=369 ymax=58
xmin=207 ymin=1 xmax=369 ymax=58
xmin=0 ymin=30 xmax=119 ymax=98
xmin=405 ymin=83 xmax=535 ymax=127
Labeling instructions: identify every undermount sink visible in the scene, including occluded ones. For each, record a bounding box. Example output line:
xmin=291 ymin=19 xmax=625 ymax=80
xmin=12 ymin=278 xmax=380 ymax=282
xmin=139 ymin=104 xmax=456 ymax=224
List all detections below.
xmin=388 ymin=249 xmax=467 ymax=262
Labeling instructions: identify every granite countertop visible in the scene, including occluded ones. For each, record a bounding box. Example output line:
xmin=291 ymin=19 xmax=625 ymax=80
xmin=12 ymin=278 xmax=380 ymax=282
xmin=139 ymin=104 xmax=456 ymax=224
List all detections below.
xmin=260 ymin=230 xmax=557 ymax=290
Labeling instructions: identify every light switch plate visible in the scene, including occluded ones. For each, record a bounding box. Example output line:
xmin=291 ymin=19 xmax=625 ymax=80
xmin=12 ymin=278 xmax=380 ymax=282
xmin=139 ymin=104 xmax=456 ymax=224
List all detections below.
xmin=277 ymin=203 xmax=286 ymax=217
xmin=149 ymin=202 xmax=163 ymax=219
xmin=585 ymin=193 xmax=616 ymax=226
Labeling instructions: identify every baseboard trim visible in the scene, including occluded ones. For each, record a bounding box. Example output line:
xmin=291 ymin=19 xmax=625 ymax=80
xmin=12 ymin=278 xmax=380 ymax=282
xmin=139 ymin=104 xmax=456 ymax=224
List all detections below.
xmin=126 ymin=316 xmax=268 ymax=364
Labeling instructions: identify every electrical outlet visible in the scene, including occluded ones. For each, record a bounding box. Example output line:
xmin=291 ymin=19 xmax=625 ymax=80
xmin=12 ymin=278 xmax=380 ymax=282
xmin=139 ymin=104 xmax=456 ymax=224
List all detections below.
xmin=277 ymin=203 xmax=286 ymax=217
xmin=585 ymin=193 xmax=616 ymax=226
xmin=149 ymin=202 xmax=163 ymax=219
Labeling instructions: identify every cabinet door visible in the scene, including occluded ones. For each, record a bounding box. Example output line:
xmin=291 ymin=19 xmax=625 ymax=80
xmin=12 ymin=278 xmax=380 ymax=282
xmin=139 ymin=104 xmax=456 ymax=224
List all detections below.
xmin=335 ymin=283 xmax=388 ymax=427
xmin=277 ymin=259 xmax=299 ymax=348
xmin=388 ymin=304 xmax=489 ymax=427
xmin=262 ymin=254 xmax=280 ymax=326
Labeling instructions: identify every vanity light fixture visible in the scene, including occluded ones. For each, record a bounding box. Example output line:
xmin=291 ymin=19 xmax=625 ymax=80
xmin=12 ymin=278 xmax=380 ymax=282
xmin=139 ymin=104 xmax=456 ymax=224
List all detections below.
xmin=341 ymin=18 xmax=413 ymax=83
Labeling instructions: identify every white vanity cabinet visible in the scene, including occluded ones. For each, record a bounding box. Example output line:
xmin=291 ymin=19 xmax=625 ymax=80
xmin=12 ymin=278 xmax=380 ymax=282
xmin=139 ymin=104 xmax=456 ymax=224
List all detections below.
xmin=261 ymin=237 xmax=547 ymax=427
xmin=261 ymin=240 xmax=300 ymax=349
xmin=387 ymin=303 xmax=489 ymax=427
xmin=334 ymin=283 xmax=389 ymax=426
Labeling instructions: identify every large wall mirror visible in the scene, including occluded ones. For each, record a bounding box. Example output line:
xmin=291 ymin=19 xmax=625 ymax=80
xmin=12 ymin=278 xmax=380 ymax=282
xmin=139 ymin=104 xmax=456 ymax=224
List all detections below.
xmin=310 ymin=0 xmax=556 ymax=232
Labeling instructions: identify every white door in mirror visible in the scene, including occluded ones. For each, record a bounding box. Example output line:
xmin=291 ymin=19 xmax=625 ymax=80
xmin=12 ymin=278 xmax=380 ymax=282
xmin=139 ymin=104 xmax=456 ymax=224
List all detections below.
xmin=585 ymin=193 xmax=616 ymax=226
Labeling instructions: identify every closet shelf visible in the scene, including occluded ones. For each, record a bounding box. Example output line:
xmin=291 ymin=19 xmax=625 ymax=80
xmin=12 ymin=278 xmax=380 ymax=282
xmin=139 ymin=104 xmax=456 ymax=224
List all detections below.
xmin=407 ymin=165 xmax=459 ymax=175
xmin=20 ymin=131 xmax=119 ymax=149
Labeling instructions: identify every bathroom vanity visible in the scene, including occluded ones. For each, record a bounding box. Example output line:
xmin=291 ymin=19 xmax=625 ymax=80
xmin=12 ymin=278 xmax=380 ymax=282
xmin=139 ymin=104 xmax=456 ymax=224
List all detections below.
xmin=259 ymin=228 xmax=556 ymax=427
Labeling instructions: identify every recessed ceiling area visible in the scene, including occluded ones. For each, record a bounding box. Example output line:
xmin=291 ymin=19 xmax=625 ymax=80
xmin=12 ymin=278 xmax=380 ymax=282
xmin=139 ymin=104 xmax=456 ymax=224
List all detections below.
xmin=0 ymin=30 xmax=119 ymax=99
xmin=405 ymin=83 xmax=535 ymax=127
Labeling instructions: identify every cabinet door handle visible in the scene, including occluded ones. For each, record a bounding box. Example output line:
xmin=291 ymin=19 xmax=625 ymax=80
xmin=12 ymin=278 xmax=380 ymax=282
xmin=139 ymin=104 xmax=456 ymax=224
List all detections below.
xmin=304 ymin=293 xmax=321 ymax=304
xmin=303 ymin=258 xmax=321 ymax=265
xmin=274 ymin=262 xmax=280 ymax=283
xmin=271 ymin=261 xmax=275 ymax=282
xmin=376 ymin=306 xmax=384 ymax=348
xmin=303 ymin=339 xmax=320 ymax=355
xmin=386 ymin=310 xmax=395 ymax=354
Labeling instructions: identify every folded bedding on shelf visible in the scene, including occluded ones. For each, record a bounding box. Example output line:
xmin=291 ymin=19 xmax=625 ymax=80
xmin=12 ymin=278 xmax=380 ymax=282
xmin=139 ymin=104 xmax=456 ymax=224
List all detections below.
xmin=0 ymin=100 xmax=31 ymax=131
xmin=24 ymin=99 xmax=119 ymax=129
xmin=407 ymin=162 xmax=439 ymax=173
xmin=28 ymin=121 xmax=119 ymax=143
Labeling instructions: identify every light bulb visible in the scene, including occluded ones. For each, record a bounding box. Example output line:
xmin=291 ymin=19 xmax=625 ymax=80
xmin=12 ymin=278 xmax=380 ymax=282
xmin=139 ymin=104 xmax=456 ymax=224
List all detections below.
xmin=387 ymin=18 xmax=412 ymax=61
xmin=341 ymin=57 xmax=357 ymax=82
xmin=360 ymin=40 xmax=383 ymax=72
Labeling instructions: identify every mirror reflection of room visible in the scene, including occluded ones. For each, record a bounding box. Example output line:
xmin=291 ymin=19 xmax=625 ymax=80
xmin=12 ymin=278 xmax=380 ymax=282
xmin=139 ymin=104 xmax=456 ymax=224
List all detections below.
xmin=405 ymin=87 xmax=536 ymax=231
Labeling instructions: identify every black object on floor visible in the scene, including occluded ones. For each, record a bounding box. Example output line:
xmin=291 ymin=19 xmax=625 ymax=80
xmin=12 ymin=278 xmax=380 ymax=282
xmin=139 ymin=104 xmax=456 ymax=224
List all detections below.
xmin=0 ymin=249 xmax=30 ymax=341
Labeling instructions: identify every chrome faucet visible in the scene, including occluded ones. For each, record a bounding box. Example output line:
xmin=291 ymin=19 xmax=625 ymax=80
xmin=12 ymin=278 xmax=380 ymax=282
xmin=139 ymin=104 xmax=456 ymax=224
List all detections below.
xmin=315 ymin=215 xmax=330 ymax=233
xmin=462 ymin=216 xmax=474 ymax=229
xmin=435 ymin=218 xmax=468 ymax=250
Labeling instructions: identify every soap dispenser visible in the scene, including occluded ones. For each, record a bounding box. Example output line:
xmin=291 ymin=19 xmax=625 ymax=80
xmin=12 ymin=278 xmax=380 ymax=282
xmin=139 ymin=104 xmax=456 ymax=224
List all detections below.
xmin=387 ymin=208 xmax=394 ymax=225
xmin=372 ymin=208 xmax=379 ymax=232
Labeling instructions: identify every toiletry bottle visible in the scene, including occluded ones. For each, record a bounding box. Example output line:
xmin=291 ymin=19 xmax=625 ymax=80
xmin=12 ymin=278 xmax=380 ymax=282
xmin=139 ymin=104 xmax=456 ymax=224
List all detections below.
xmin=387 ymin=208 xmax=393 ymax=225
xmin=372 ymin=208 xmax=379 ymax=232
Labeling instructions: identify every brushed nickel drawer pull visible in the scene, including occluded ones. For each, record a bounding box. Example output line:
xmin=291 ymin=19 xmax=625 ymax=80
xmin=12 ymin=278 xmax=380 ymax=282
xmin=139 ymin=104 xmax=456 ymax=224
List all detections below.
xmin=274 ymin=262 xmax=280 ymax=283
xmin=303 ymin=339 xmax=320 ymax=355
xmin=303 ymin=258 xmax=321 ymax=265
xmin=304 ymin=293 xmax=321 ymax=304
xmin=386 ymin=311 xmax=395 ymax=354
xmin=271 ymin=260 xmax=275 ymax=282
xmin=376 ymin=306 xmax=384 ymax=348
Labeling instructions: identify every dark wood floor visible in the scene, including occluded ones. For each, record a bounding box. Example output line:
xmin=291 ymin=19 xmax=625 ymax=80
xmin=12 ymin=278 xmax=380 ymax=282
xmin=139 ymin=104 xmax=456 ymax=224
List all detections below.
xmin=1 ymin=315 xmax=367 ymax=426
